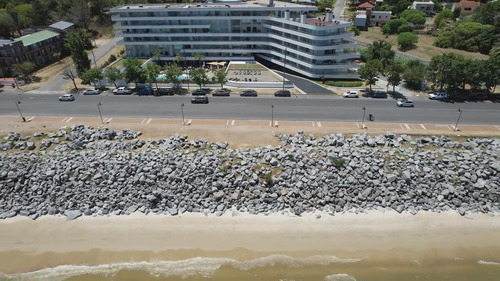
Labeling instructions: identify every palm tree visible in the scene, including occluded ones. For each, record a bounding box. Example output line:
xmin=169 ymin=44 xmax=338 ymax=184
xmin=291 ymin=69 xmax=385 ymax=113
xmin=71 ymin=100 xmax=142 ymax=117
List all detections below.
xmin=174 ymin=53 xmax=184 ymax=67
xmin=194 ymin=52 xmax=205 ymax=68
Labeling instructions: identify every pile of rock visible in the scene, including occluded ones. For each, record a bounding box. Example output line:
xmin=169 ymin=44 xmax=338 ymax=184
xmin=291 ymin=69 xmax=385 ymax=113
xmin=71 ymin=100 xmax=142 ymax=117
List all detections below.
xmin=0 ymin=128 xmax=498 ymax=220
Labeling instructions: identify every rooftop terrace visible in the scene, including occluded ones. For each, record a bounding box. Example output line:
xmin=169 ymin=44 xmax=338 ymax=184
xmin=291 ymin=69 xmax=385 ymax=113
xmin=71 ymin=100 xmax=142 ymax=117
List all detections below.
xmin=113 ymin=0 xmax=314 ymax=10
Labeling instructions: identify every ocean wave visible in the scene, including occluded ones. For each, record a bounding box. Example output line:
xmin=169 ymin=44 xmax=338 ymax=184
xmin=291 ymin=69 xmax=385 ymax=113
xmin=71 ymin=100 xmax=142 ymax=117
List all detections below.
xmin=478 ymin=260 xmax=500 ymax=266
xmin=324 ymin=273 xmax=357 ymax=281
xmin=2 ymin=255 xmax=360 ymax=281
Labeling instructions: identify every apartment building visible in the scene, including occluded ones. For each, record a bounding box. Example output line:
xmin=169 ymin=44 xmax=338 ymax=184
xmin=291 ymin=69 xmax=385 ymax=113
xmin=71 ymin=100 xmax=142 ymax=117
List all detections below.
xmin=110 ymin=0 xmax=360 ymax=79
xmin=410 ymin=1 xmax=435 ymax=16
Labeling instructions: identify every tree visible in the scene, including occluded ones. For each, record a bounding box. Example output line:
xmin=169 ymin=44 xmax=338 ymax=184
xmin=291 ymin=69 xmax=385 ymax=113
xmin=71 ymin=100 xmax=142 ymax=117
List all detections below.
xmin=482 ymin=57 xmax=500 ymax=94
xmin=452 ymin=8 xmax=461 ymax=19
xmin=104 ymin=66 xmax=123 ymax=88
xmin=433 ymin=8 xmax=452 ymax=29
xmin=347 ymin=26 xmax=360 ymax=36
xmin=174 ymin=53 xmax=184 ymax=67
xmin=317 ymin=0 xmax=334 ymax=12
xmin=11 ymin=62 xmax=36 ymax=83
xmin=382 ymin=19 xmax=408 ymax=35
xmin=144 ymin=62 xmax=161 ymax=90
xmin=0 ymin=13 xmax=15 ymax=38
xmin=194 ymin=52 xmax=205 ymax=68
xmin=51 ymin=0 xmax=91 ymax=29
xmin=433 ymin=31 xmax=454 ymax=48
xmin=82 ymin=68 xmax=103 ymax=88
xmin=164 ymin=63 xmax=183 ymax=91
xmin=358 ymin=60 xmax=381 ymax=93
xmin=427 ymin=53 xmax=462 ymax=91
xmin=390 ymin=0 xmax=412 ymax=17
xmin=403 ymin=59 xmax=427 ymax=90
xmin=386 ymin=61 xmax=404 ymax=93
xmin=400 ymin=9 xmax=426 ymax=25
xmin=397 ymin=32 xmax=419 ymax=51
xmin=65 ymin=30 xmax=91 ymax=76
xmin=489 ymin=47 xmax=500 ymax=59
xmin=123 ymin=58 xmax=144 ymax=88
xmin=472 ymin=1 xmax=500 ymax=26
xmin=62 ymin=65 xmax=79 ymax=92
xmin=365 ymin=40 xmax=395 ymax=71
xmin=31 ymin=0 xmax=51 ymax=26
xmin=189 ymin=68 xmax=208 ymax=89
xmin=452 ymin=22 xmax=495 ymax=54
xmin=215 ymin=69 xmax=227 ymax=89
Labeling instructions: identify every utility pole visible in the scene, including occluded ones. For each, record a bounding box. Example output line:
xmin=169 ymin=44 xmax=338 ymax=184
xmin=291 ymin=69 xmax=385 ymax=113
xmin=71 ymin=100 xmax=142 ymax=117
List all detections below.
xmin=98 ymin=101 xmax=104 ymax=123
xmin=181 ymin=103 xmax=185 ymax=125
xmin=15 ymin=100 xmax=26 ymax=122
xmin=455 ymin=108 xmax=462 ymax=131
xmin=361 ymin=106 xmax=366 ymax=129
xmin=271 ymin=105 xmax=275 ymax=127
xmin=282 ymin=48 xmax=287 ymax=91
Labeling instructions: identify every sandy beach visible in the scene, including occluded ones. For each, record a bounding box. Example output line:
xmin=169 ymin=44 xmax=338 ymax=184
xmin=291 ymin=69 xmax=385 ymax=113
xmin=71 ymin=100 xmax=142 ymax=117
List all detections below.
xmin=1 ymin=210 xmax=499 ymax=276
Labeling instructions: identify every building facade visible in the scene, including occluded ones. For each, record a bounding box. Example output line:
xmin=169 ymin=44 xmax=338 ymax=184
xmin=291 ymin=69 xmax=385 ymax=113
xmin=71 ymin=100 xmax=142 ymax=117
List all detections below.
xmin=410 ymin=1 xmax=435 ymax=16
xmin=110 ymin=0 xmax=359 ymax=79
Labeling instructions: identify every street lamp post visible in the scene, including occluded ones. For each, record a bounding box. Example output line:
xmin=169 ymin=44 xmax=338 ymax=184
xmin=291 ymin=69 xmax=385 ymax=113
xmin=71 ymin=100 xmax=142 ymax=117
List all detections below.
xmin=455 ymin=108 xmax=462 ymax=131
xmin=181 ymin=103 xmax=185 ymax=125
xmin=15 ymin=100 xmax=26 ymax=122
xmin=271 ymin=105 xmax=274 ymax=127
xmin=98 ymin=101 xmax=104 ymax=123
xmin=361 ymin=106 xmax=366 ymax=129
xmin=282 ymin=48 xmax=287 ymax=91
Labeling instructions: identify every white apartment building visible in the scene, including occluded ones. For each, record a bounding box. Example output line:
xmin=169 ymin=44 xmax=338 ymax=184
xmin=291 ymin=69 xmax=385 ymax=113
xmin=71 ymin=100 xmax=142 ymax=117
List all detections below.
xmin=110 ymin=0 xmax=359 ymax=79
xmin=410 ymin=1 xmax=435 ymax=16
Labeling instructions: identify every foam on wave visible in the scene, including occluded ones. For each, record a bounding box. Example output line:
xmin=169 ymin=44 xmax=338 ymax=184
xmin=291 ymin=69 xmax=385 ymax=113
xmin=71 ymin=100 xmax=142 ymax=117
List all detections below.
xmin=478 ymin=260 xmax=500 ymax=266
xmin=324 ymin=273 xmax=357 ymax=281
xmin=2 ymin=255 xmax=360 ymax=281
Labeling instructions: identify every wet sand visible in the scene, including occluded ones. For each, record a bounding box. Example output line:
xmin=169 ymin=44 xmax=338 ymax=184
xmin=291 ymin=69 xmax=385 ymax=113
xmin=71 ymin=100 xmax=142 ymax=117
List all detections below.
xmin=0 ymin=210 xmax=499 ymax=277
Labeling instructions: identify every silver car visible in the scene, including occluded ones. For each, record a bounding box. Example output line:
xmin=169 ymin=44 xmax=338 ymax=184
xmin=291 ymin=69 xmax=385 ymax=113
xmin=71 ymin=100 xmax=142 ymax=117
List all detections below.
xmin=397 ymin=99 xmax=414 ymax=107
xmin=59 ymin=94 xmax=75 ymax=101
xmin=83 ymin=88 xmax=100 ymax=95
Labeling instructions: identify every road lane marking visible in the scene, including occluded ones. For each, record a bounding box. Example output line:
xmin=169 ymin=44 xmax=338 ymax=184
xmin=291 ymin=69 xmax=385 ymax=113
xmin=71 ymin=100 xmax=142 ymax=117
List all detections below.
xmin=312 ymin=122 xmax=315 ymax=127
xmin=445 ymin=124 xmax=453 ymax=131
xmin=226 ymin=120 xmax=229 ymax=126
xmin=399 ymin=123 xmax=405 ymax=129
xmin=420 ymin=124 xmax=427 ymax=130
xmin=141 ymin=118 xmax=147 ymax=124
xmin=26 ymin=116 xmax=35 ymax=121
xmin=356 ymin=123 xmax=360 ymax=129
xmin=317 ymin=122 xmax=322 ymax=127
xmin=495 ymin=126 xmax=500 ymax=131
xmin=404 ymin=123 xmax=410 ymax=130
xmin=269 ymin=121 xmax=272 ymax=127
xmin=274 ymin=121 xmax=278 ymax=127
xmin=146 ymin=118 xmax=152 ymax=124
xmin=231 ymin=120 xmax=235 ymax=126
xmin=61 ymin=117 xmax=69 ymax=122
xmin=65 ymin=117 xmax=73 ymax=123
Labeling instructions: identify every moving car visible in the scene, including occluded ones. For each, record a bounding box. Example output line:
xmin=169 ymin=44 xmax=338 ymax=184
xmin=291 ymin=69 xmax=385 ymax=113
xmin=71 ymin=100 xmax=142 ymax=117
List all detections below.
xmin=59 ymin=94 xmax=75 ymax=101
xmin=372 ymin=91 xmax=387 ymax=98
xmin=155 ymin=88 xmax=174 ymax=96
xmin=240 ymin=90 xmax=258 ymax=97
xmin=191 ymin=96 xmax=209 ymax=104
xmin=342 ymin=91 xmax=359 ymax=98
xmin=274 ymin=90 xmax=291 ymax=97
xmin=113 ymin=87 xmax=132 ymax=95
xmin=83 ymin=88 xmax=100 ymax=95
xmin=429 ymin=92 xmax=447 ymax=100
xmin=397 ymin=99 xmax=414 ymax=107
xmin=192 ymin=89 xmax=208 ymax=96
xmin=212 ymin=89 xmax=231 ymax=96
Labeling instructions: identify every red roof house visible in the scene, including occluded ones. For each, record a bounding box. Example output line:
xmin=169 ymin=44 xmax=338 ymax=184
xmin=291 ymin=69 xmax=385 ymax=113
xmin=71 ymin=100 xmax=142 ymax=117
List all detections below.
xmin=453 ymin=0 xmax=480 ymax=12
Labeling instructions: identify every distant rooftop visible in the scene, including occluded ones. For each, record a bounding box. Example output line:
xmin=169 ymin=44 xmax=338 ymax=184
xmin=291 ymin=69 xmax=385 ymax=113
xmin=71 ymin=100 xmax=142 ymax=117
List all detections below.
xmin=113 ymin=0 xmax=314 ymax=10
xmin=49 ymin=21 xmax=74 ymax=31
xmin=14 ymin=30 xmax=60 ymax=46
xmin=0 ymin=39 xmax=16 ymax=46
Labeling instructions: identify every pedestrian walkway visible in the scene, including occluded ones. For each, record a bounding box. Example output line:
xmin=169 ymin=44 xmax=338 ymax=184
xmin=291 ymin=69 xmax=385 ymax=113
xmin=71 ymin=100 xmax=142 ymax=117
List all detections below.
xmin=2 ymin=115 xmax=499 ymax=136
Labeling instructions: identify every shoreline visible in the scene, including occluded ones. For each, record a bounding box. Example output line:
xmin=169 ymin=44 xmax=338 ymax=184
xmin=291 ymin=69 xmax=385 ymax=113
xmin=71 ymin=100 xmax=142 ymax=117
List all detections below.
xmin=1 ymin=210 xmax=499 ymax=274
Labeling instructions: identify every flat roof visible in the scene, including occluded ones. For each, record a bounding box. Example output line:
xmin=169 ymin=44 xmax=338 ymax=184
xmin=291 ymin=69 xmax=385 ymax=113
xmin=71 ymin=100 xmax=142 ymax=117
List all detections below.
xmin=49 ymin=21 xmax=74 ymax=30
xmin=113 ymin=0 xmax=314 ymax=10
xmin=14 ymin=30 xmax=60 ymax=46
xmin=0 ymin=39 xmax=16 ymax=46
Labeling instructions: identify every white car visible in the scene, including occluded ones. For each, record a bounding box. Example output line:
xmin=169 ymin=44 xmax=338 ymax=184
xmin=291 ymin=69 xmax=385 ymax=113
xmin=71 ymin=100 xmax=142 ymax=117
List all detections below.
xmin=429 ymin=92 xmax=447 ymax=100
xmin=113 ymin=87 xmax=132 ymax=95
xmin=59 ymin=94 xmax=75 ymax=102
xmin=83 ymin=88 xmax=100 ymax=95
xmin=342 ymin=91 xmax=359 ymax=98
xmin=397 ymin=99 xmax=414 ymax=107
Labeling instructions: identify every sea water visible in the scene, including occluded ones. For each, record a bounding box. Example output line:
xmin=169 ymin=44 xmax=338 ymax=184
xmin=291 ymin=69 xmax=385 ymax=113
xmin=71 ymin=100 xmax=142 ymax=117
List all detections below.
xmin=2 ymin=254 xmax=499 ymax=281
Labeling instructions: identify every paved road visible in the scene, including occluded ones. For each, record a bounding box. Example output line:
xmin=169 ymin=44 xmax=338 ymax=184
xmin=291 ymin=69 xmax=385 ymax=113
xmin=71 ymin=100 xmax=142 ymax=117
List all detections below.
xmin=333 ymin=0 xmax=346 ymax=20
xmin=34 ymin=37 xmax=121 ymax=93
xmin=1 ymin=92 xmax=498 ymax=125
xmin=275 ymin=71 xmax=333 ymax=94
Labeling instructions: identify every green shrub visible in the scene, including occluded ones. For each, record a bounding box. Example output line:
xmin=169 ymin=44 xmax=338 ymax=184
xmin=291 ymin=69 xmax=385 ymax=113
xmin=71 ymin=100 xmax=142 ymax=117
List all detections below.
xmin=108 ymin=54 xmax=117 ymax=63
xmin=331 ymin=157 xmax=345 ymax=169
xmin=326 ymin=81 xmax=363 ymax=87
xmin=264 ymin=171 xmax=273 ymax=185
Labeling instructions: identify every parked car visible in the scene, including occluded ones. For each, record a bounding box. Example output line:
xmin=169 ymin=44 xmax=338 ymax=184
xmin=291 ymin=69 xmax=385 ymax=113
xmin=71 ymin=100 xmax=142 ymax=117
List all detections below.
xmin=372 ymin=91 xmax=387 ymax=98
xmin=155 ymin=88 xmax=174 ymax=96
xmin=342 ymin=91 xmax=359 ymax=98
xmin=59 ymin=94 xmax=75 ymax=101
xmin=137 ymin=86 xmax=153 ymax=96
xmin=212 ymin=89 xmax=231 ymax=96
xmin=192 ymin=89 xmax=208 ymax=96
xmin=83 ymin=88 xmax=100 ymax=95
xmin=113 ymin=87 xmax=132 ymax=95
xmin=397 ymin=99 xmax=414 ymax=107
xmin=191 ymin=96 xmax=209 ymax=104
xmin=240 ymin=90 xmax=258 ymax=97
xmin=428 ymin=92 xmax=447 ymax=100
xmin=274 ymin=90 xmax=291 ymax=97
